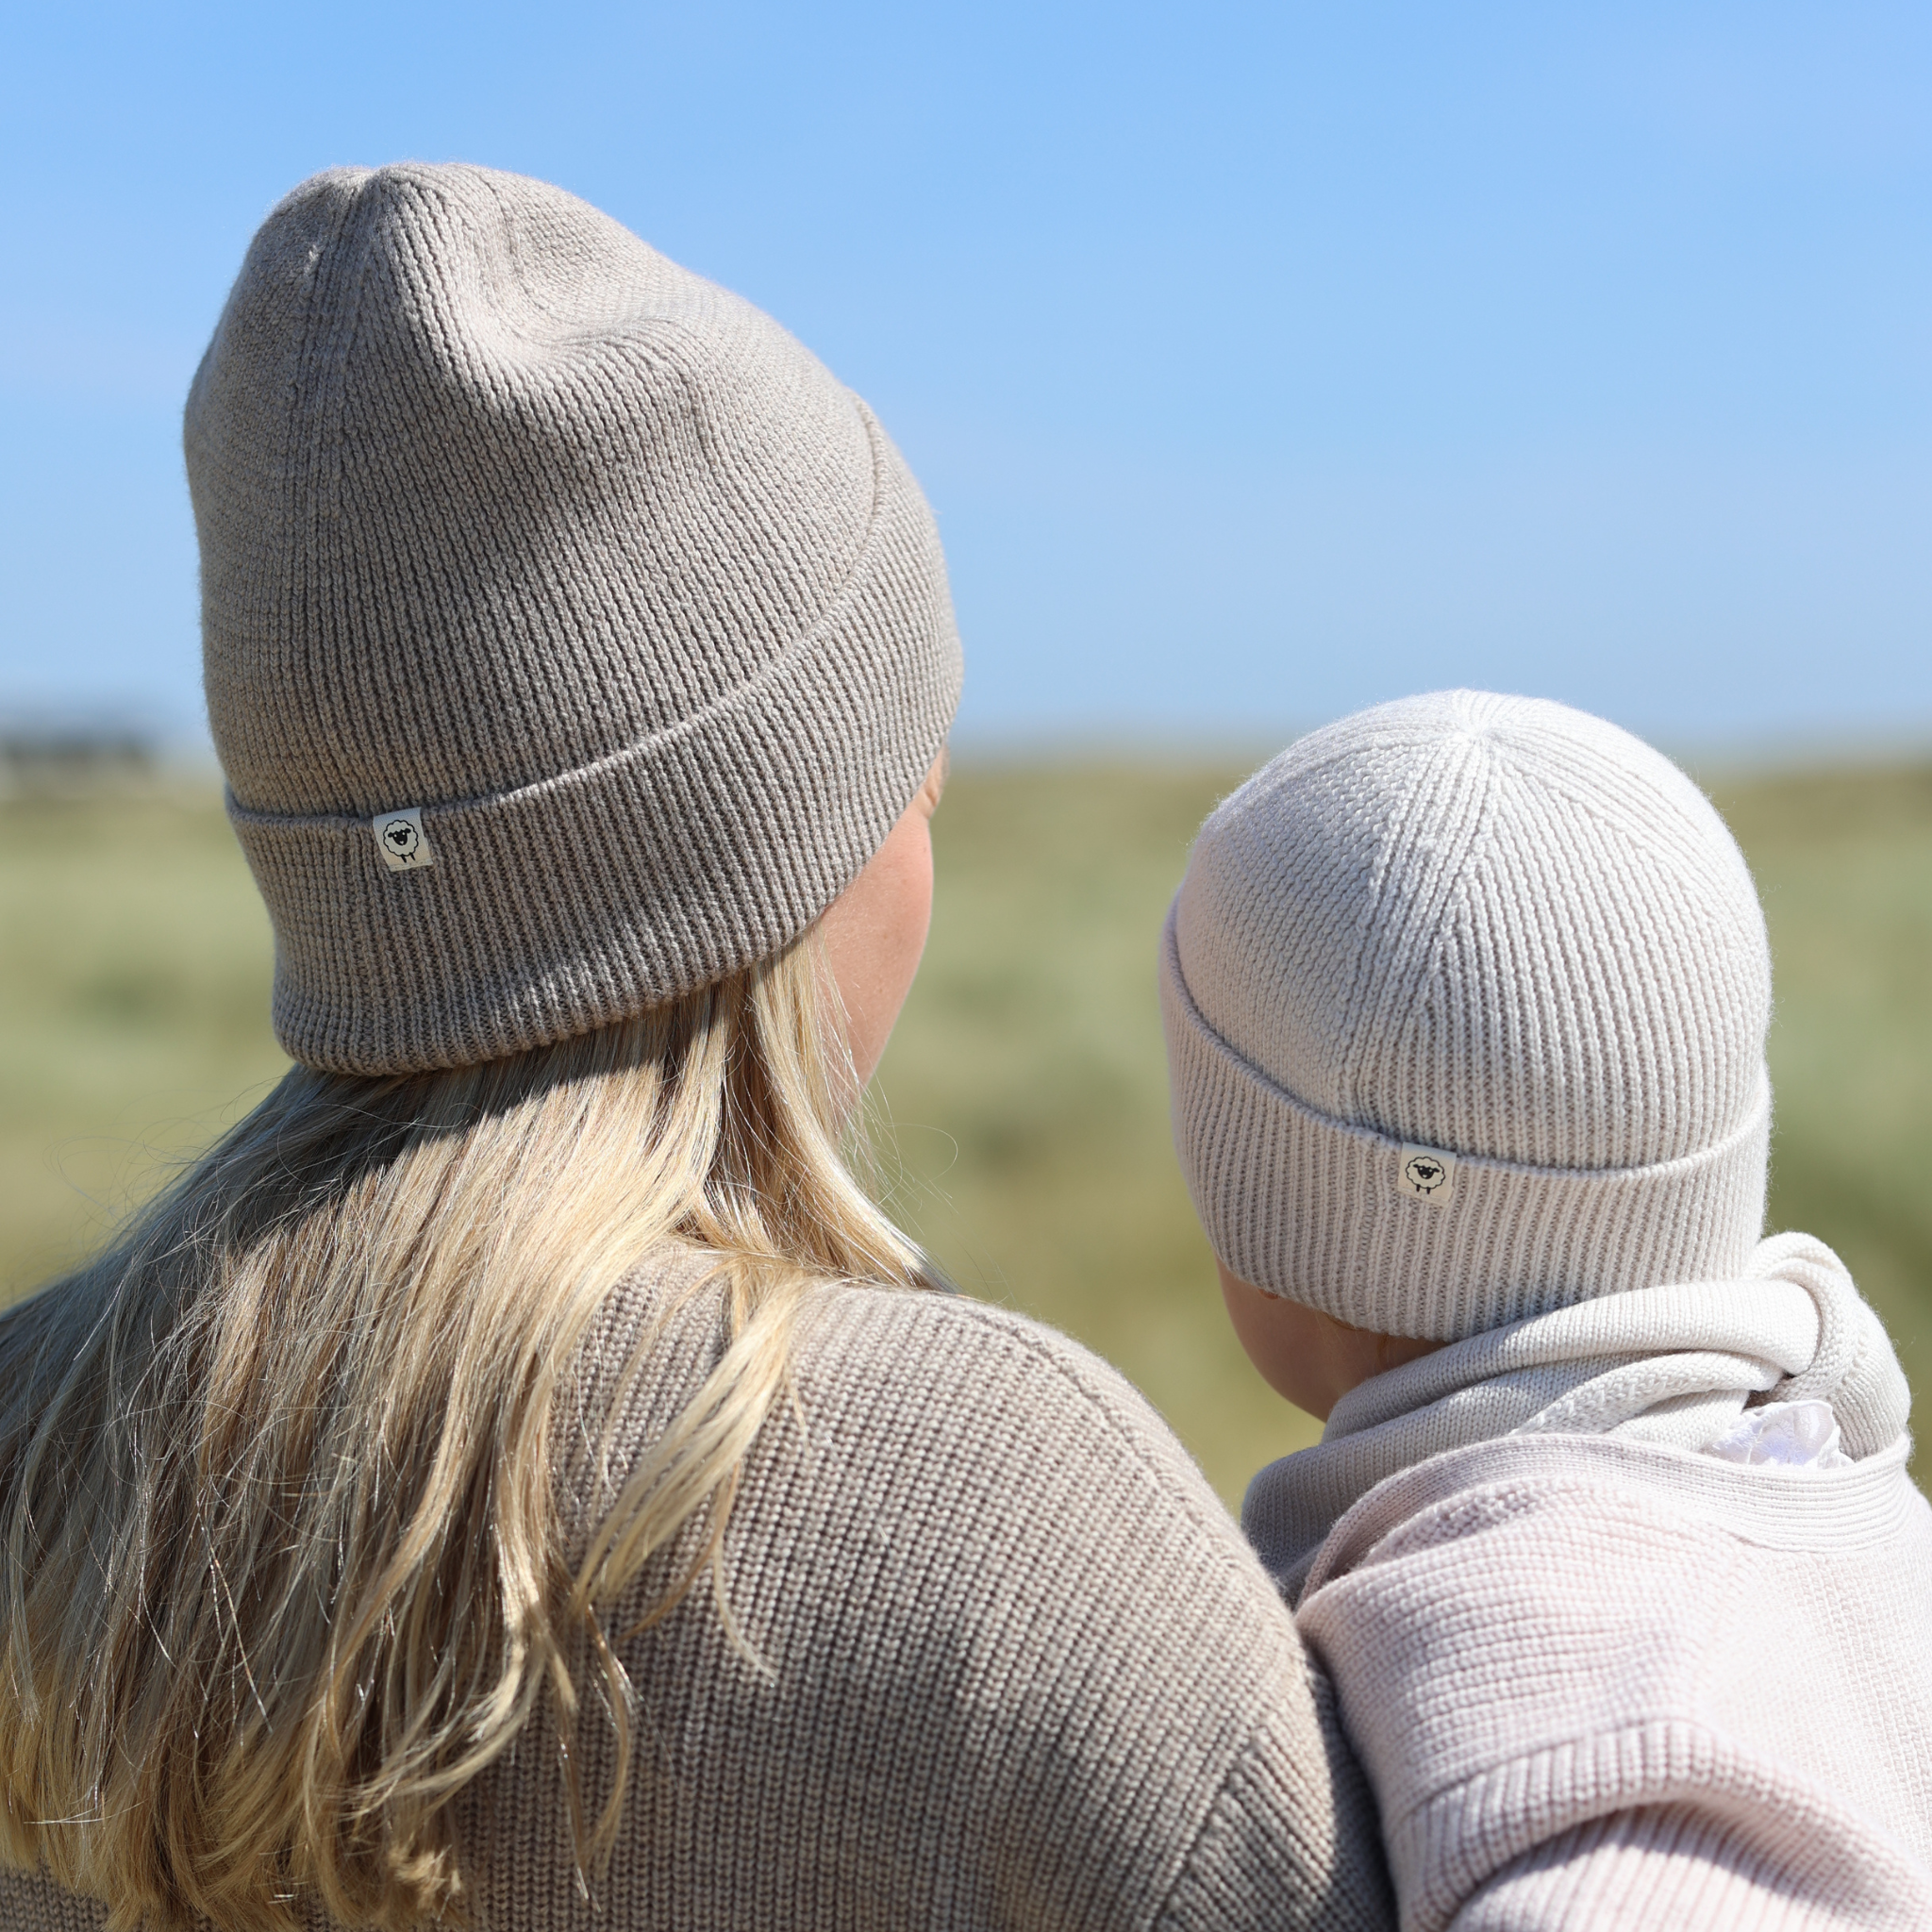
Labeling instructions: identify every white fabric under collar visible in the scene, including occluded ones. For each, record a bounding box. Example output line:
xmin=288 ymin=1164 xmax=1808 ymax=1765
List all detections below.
xmin=1243 ymin=1231 xmax=1910 ymax=1601
xmin=1708 ymin=1397 xmax=1849 ymax=1469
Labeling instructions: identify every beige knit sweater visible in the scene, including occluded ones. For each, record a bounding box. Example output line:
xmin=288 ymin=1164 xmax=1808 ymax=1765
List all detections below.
xmin=1 ymin=1251 xmax=1393 ymax=1931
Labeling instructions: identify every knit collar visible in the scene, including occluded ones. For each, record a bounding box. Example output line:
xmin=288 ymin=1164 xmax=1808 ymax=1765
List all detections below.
xmin=1241 ymin=1231 xmax=1911 ymax=1604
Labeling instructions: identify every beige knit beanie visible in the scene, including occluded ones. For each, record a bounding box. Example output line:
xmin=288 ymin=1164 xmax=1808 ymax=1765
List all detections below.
xmin=185 ymin=163 xmax=961 ymax=1074
xmin=1161 ymin=691 xmax=1773 ymax=1341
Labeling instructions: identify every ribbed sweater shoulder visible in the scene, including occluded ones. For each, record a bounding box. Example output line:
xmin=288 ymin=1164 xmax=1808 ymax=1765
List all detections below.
xmin=0 ymin=1248 xmax=1393 ymax=1931
xmin=472 ymin=1247 xmax=1396 ymax=1930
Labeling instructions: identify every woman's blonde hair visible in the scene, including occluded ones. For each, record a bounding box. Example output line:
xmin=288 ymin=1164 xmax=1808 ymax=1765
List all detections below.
xmin=0 ymin=936 xmax=928 ymax=1930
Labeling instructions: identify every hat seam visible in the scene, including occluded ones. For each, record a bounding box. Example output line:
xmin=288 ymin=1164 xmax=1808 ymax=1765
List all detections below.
xmin=1336 ymin=731 xmax=1504 ymax=1133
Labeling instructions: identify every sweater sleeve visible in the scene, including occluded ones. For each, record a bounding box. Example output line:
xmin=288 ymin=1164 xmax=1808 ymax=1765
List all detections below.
xmin=1158 ymin=1668 xmax=1394 ymax=1932
xmin=1452 ymin=1805 xmax=1927 ymax=1932
xmin=1294 ymin=1446 xmax=1932 ymax=1932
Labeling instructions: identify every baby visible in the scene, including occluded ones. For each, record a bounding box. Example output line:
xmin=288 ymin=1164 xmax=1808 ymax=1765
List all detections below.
xmin=1161 ymin=690 xmax=1932 ymax=1926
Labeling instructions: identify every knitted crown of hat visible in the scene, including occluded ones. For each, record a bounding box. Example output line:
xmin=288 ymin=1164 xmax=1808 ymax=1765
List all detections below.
xmin=186 ymin=163 xmax=961 ymax=1074
xmin=1161 ymin=691 xmax=1773 ymax=1341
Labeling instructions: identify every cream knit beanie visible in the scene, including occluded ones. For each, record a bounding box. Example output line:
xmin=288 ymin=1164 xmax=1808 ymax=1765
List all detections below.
xmin=186 ymin=163 xmax=961 ymax=1074
xmin=1161 ymin=691 xmax=1773 ymax=1341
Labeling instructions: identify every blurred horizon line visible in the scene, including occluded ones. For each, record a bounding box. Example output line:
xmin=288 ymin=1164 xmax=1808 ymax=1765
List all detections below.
xmin=5 ymin=700 xmax=1932 ymax=791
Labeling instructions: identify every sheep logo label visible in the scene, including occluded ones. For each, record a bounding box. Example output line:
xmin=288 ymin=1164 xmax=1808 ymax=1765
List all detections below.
xmin=373 ymin=808 xmax=436 ymax=873
xmin=1399 ymin=1145 xmax=1456 ymax=1204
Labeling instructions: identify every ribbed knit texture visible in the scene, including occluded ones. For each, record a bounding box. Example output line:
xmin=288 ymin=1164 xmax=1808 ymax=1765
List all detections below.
xmin=185 ymin=164 xmax=961 ymax=1074
xmin=1292 ymin=1432 xmax=1932 ymax=1931
xmin=1243 ymin=1231 xmax=1914 ymax=1601
xmin=1161 ymin=691 xmax=1772 ymax=1340
xmin=0 ymin=1253 xmax=1394 ymax=1931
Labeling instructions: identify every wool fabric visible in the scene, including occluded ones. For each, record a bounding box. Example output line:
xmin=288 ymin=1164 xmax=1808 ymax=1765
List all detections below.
xmin=1243 ymin=1237 xmax=1932 ymax=1926
xmin=1293 ymin=1430 xmax=1932 ymax=1930
xmin=186 ymin=163 xmax=961 ymax=1074
xmin=0 ymin=1248 xmax=1396 ymax=1932
xmin=1161 ymin=690 xmax=1772 ymax=1341
xmin=1244 ymin=1230 xmax=1912 ymax=1601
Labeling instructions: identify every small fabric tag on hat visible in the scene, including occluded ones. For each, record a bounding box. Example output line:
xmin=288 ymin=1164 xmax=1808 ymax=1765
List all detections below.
xmin=1397 ymin=1144 xmax=1456 ymax=1204
xmin=373 ymin=808 xmax=435 ymax=873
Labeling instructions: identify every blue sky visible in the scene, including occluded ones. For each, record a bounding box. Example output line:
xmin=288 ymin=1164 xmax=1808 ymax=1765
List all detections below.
xmin=3 ymin=2 xmax=1927 ymax=752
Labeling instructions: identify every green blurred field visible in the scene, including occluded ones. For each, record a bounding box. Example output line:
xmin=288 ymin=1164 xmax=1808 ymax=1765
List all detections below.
xmin=4 ymin=761 xmax=1930 ymax=1509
